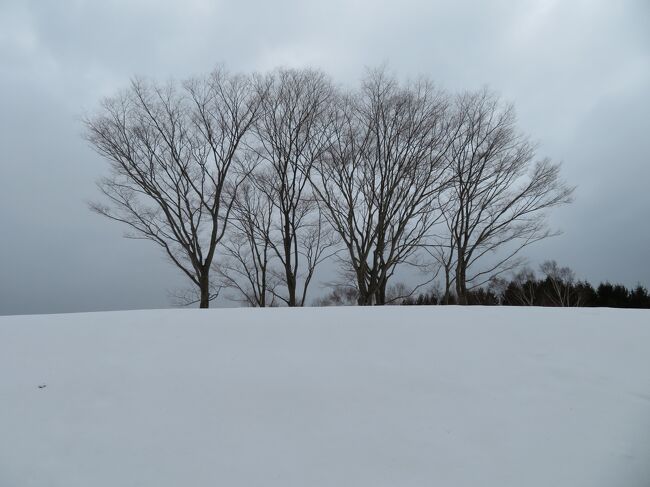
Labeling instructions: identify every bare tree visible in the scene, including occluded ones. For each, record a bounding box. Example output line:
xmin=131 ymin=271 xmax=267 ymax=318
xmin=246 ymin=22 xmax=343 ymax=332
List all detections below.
xmin=488 ymin=276 xmax=509 ymax=305
xmin=540 ymin=260 xmax=580 ymax=306
xmin=310 ymin=69 xmax=452 ymax=305
xmin=84 ymin=68 xmax=262 ymax=308
xmin=251 ymin=68 xmax=337 ymax=306
xmin=440 ymin=88 xmax=574 ymax=304
xmin=511 ymin=267 xmax=538 ymax=305
xmin=216 ymin=177 xmax=278 ymax=307
xmin=312 ymin=285 xmax=359 ymax=306
xmin=425 ymin=218 xmax=457 ymax=304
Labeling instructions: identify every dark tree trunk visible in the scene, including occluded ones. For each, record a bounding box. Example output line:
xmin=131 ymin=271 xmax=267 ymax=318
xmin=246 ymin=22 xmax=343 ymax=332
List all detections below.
xmin=355 ymin=266 xmax=372 ymax=305
xmin=199 ymin=272 xmax=210 ymax=308
xmin=260 ymin=280 xmax=266 ymax=308
xmin=375 ymin=276 xmax=387 ymax=305
xmin=356 ymin=281 xmax=372 ymax=305
xmin=357 ymin=294 xmax=373 ymax=306
xmin=286 ymin=272 xmax=297 ymax=307
xmin=455 ymin=262 xmax=468 ymax=305
xmin=443 ymin=267 xmax=452 ymax=304
xmin=282 ymin=216 xmax=298 ymax=307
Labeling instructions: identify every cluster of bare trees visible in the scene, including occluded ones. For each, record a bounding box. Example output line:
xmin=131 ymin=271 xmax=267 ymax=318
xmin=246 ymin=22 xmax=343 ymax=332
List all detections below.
xmin=402 ymin=261 xmax=650 ymax=309
xmin=85 ymin=66 xmax=573 ymax=308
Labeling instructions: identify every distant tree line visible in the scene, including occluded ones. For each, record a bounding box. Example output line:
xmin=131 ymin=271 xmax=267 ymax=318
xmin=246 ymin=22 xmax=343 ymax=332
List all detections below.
xmin=395 ymin=260 xmax=650 ymax=309
xmin=85 ymin=66 xmax=574 ymax=307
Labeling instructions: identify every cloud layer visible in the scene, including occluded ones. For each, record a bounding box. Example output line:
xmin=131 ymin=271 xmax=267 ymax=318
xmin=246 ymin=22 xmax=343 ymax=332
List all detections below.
xmin=1 ymin=0 xmax=648 ymax=313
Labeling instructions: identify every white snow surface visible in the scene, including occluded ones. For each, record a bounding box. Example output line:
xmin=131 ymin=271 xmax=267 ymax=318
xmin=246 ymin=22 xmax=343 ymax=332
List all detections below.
xmin=1 ymin=306 xmax=649 ymax=487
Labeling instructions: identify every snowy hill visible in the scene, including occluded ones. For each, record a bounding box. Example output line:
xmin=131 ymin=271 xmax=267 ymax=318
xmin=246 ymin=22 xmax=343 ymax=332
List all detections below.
xmin=1 ymin=306 xmax=649 ymax=487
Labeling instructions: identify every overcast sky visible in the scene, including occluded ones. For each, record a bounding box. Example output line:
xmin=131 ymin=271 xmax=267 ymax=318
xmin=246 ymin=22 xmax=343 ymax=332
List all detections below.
xmin=0 ymin=0 xmax=648 ymax=315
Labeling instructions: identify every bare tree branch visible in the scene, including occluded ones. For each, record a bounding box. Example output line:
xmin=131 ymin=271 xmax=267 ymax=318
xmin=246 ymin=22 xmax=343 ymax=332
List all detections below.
xmin=438 ymin=88 xmax=575 ymax=304
xmin=310 ymin=68 xmax=452 ymax=304
xmin=84 ymin=67 xmax=263 ymax=307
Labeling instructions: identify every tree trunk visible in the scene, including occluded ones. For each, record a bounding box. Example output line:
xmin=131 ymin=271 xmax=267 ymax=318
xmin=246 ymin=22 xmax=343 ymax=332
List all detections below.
xmin=455 ymin=261 xmax=468 ymax=305
xmin=282 ymin=218 xmax=297 ymax=307
xmin=356 ymin=267 xmax=372 ymax=306
xmin=357 ymin=290 xmax=373 ymax=306
xmin=375 ymin=277 xmax=387 ymax=305
xmin=286 ymin=272 xmax=297 ymax=307
xmin=443 ymin=266 xmax=452 ymax=304
xmin=199 ymin=273 xmax=210 ymax=308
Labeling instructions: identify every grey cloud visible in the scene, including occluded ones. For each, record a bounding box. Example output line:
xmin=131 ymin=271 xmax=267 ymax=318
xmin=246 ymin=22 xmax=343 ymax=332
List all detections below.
xmin=0 ymin=0 xmax=648 ymax=314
